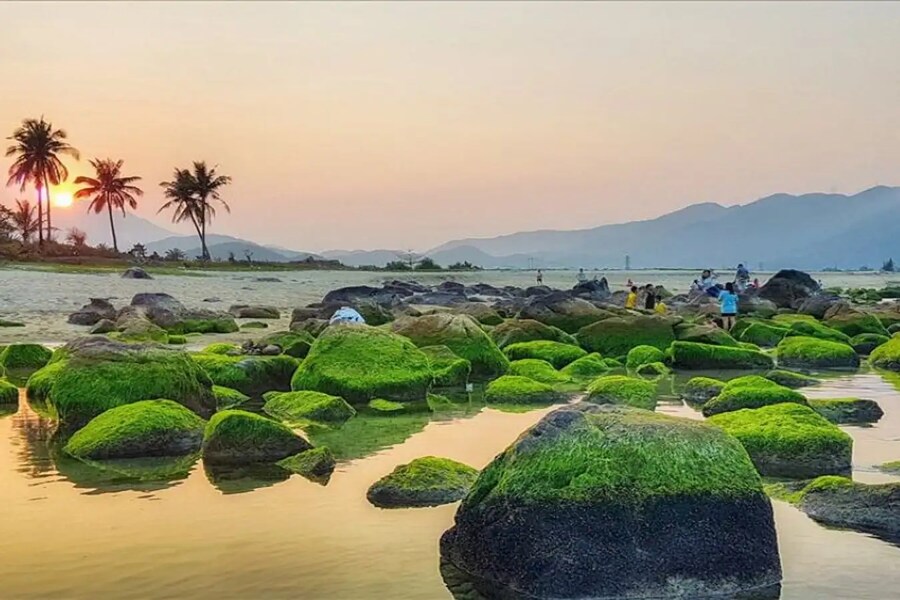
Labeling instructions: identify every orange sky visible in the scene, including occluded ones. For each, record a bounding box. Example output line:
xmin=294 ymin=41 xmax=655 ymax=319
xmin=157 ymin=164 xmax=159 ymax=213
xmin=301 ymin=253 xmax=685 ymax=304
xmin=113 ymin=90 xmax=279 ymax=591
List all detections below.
xmin=2 ymin=2 xmax=899 ymax=251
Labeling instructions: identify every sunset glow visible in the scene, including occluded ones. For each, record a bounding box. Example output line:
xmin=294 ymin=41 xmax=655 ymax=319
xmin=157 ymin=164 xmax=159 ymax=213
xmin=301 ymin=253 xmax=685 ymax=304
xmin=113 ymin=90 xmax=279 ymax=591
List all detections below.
xmin=52 ymin=190 xmax=73 ymax=208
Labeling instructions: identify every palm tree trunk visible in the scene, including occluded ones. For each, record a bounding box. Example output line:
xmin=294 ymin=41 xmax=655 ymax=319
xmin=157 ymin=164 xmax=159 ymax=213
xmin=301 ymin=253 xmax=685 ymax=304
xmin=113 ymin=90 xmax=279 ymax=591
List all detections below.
xmin=200 ymin=203 xmax=209 ymax=261
xmin=36 ymin=185 xmax=44 ymax=248
xmin=44 ymin=174 xmax=52 ymax=242
xmin=107 ymin=202 xmax=119 ymax=252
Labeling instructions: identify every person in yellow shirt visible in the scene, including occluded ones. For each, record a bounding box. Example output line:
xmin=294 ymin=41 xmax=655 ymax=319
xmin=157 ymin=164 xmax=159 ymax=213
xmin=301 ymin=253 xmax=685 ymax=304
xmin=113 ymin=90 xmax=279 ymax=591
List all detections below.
xmin=655 ymin=296 xmax=668 ymax=315
xmin=625 ymin=286 xmax=638 ymax=309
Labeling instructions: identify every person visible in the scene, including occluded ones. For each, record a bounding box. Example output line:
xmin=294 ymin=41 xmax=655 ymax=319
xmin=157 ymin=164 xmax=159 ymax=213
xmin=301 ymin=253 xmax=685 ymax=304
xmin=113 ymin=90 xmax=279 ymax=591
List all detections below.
xmin=718 ymin=282 xmax=738 ymax=330
xmin=690 ymin=279 xmax=702 ymax=293
xmin=329 ymin=306 xmax=366 ymax=325
xmin=700 ymin=269 xmax=720 ymax=297
xmin=644 ymin=284 xmax=656 ymax=310
xmin=735 ymin=263 xmax=750 ymax=292
xmin=751 ymin=278 xmax=760 ymax=289
xmin=626 ymin=278 xmax=634 ymax=287
xmin=654 ymin=295 xmax=667 ymax=315
xmin=577 ymin=268 xmax=587 ymax=283
xmin=536 ymin=269 xmax=543 ymax=285
xmin=625 ymin=285 xmax=638 ymax=309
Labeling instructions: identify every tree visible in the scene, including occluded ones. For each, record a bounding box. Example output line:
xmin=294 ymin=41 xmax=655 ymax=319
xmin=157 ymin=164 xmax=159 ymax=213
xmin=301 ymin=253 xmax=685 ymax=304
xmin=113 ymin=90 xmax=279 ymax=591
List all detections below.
xmin=159 ymin=168 xmax=203 ymax=252
xmin=159 ymin=162 xmax=231 ymax=261
xmin=73 ymin=158 xmax=143 ymax=252
xmin=165 ymin=247 xmax=186 ymax=261
xmin=385 ymin=260 xmax=411 ymax=271
xmin=130 ymin=243 xmax=147 ymax=261
xmin=0 ymin=204 xmax=14 ymax=241
xmin=10 ymin=199 xmax=38 ymax=243
xmin=883 ymin=258 xmax=895 ymax=272
xmin=66 ymin=227 xmax=87 ymax=252
xmin=5 ymin=117 xmax=80 ymax=247
xmin=415 ymin=257 xmax=442 ymax=270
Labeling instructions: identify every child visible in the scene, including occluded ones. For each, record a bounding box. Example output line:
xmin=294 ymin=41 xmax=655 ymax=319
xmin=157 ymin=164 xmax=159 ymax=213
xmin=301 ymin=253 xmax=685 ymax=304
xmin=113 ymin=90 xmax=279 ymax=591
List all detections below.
xmin=625 ymin=286 xmax=638 ymax=309
xmin=643 ymin=284 xmax=656 ymax=310
xmin=718 ymin=282 xmax=738 ymax=330
xmin=654 ymin=296 xmax=667 ymax=315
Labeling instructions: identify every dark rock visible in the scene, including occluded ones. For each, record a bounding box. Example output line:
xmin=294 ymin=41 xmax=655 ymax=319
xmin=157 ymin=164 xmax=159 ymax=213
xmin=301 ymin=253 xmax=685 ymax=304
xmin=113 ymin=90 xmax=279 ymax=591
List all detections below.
xmin=759 ymin=270 xmax=820 ymax=309
xmin=524 ymin=285 xmax=553 ymax=297
xmin=203 ymin=297 xmax=222 ymax=303
xmin=89 ymin=319 xmax=116 ymax=335
xmin=228 ymin=304 xmax=280 ymax=319
xmin=798 ymin=294 xmax=845 ymax=320
xmin=571 ymin=277 xmax=611 ymax=301
xmin=129 ymin=293 xmax=238 ymax=334
xmin=799 ymin=477 xmax=900 ymax=543
xmin=517 ymin=292 xmax=611 ymax=333
xmin=253 ymin=277 xmax=282 ymax=282
xmin=437 ymin=281 xmax=466 ymax=293
xmin=737 ymin=293 xmax=778 ymax=317
xmin=121 ymin=267 xmax=152 ymax=279
xmin=261 ymin=345 xmax=281 ymax=356
xmin=322 ymin=285 xmax=399 ymax=307
xmin=68 ymin=298 xmax=117 ymax=326
xmin=408 ymin=291 xmax=468 ymax=306
xmin=466 ymin=283 xmax=506 ymax=297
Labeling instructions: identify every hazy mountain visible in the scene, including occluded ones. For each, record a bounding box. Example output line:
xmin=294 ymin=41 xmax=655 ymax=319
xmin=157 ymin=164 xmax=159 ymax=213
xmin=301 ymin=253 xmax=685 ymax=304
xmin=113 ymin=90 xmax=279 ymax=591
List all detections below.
xmin=424 ymin=186 xmax=900 ymax=270
xmin=50 ymin=210 xmax=175 ymax=249
xmin=145 ymin=234 xmax=318 ymax=262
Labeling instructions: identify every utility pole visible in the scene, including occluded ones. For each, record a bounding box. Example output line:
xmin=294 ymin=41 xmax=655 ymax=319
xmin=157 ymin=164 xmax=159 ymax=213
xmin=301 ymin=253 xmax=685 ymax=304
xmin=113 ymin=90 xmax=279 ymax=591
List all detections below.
xmin=625 ymin=254 xmax=631 ymax=271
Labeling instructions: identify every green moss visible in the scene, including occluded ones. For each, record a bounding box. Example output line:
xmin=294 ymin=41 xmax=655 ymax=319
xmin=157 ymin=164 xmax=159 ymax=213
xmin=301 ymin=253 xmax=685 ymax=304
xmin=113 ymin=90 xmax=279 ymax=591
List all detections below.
xmin=560 ymin=353 xmax=610 ymax=380
xmin=785 ymin=320 xmax=852 ymax=344
xmin=507 ymin=359 xmax=570 ymax=384
xmin=798 ymin=475 xmax=855 ymax=497
xmin=166 ymin=316 xmax=239 ymax=335
xmin=0 ymin=319 xmax=24 ymax=327
xmin=772 ymin=314 xmax=817 ymax=325
xmin=367 ymin=456 xmax=478 ymax=507
xmin=869 ymin=336 xmax=900 ymax=371
xmin=681 ymin=377 xmax=725 ymax=405
xmin=241 ymin=321 xmax=269 ymax=329
xmin=258 ymin=331 xmax=315 ymax=358
xmin=167 ymin=335 xmax=187 ymax=345
xmin=212 ymin=385 xmax=250 ymax=409
xmin=708 ymin=403 xmax=853 ymax=478
xmin=466 ymin=405 xmax=763 ymax=506
xmin=277 ymin=447 xmax=336 ymax=480
xmin=291 ymin=324 xmax=433 ymax=403
xmin=490 ymin=319 xmax=577 ymax=349
xmin=602 ymin=357 xmax=624 ymax=369
xmin=263 ymin=390 xmax=356 ymax=425
xmin=484 ymin=375 xmax=565 ymax=405
xmin=0 ymin=378 xmax=18 ymax=404
xmin=202 ymin=409 xmax=310 ymax=464
xmin=625 ymin=345 xmax=666 ymax=370
xmin=702 ymin=376 xmax=807 ymax=417
xmin=764 ymin=369 xmax=819 ymax=389
xmin=776 ymin=336 xmax=860 ymax=370
xmin=110 ymin=315 xmax=170 ymax=343
xmin=202 ymin=343 xmax=240 ymax=355
xmin=63 ymin=399 xmax=206 ymax=460
xmin=0 ymin=343 xmax=52 ymax=370
xmin=503 ymin=340 xmax=587 ymax=369
xmin=826 ymin=312 xmax=889 ymax=337
xmin=421 ymin=345 xmax=471 ymax=387
xmin=369 ymin=398 xmax=407 ymax=413
xmin=849 ymin=333 xmax=890 ymax=355
xmin=673 ymin=323 xmax=739 ymax=347
xmin=635 ymin=361 xmax=669 ymax=377
xmin=307 ymin=411 xmax=430 ymax=460
xmin=877 ymin=460 xmax=900 ymax=474
xmin=669 ymin=341 xmax=774 ymax=370
xmin=586 ymin=375 xmax=657 ymax=410
xmin=193 ymin=353 xmax=299 ymax=395
xmin=575 ymin=315 xmax=675 ymax=357
xmin=807 ymin=398 xmax=883 ymax=424
xmin=737 ymin=322 xmax=790 ymax=347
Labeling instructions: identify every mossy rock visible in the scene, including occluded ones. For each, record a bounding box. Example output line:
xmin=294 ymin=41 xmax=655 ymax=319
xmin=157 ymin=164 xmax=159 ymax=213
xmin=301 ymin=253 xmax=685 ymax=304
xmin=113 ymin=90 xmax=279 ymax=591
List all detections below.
xmin=737 ymin=322 xmax=789 ymax=347
xmin=258 ymin=330 xmax=315 ymax=358
xmin=421 ymin=345 xmax=471 ymax=387
xmin=112 ymin=313 xmax=170 ymax=343
xmin=0 ymin=343 xmax=52 ymax=371
xmin=625 ymin=345 xmax=666 ymax=370
xmin=454 ymin=303 xmax=503 ymax=326
xmin=368 ymin=398 xmax=407 ymax=413
xmin=784 ymin=320 xmax=852 ymax=344
xmin=166 ymin=335 xmax=187 ymax=345
xmin=826 ymin=311 xmax=889 ymax=338
xmin=263 ymin=390 xmax=356 ymax=426
xmin=702 ymin=375 xmax=807 ymax=417
xmin=391 ymin=314 xmax=508 ymax=380
xmin=193 ymin=353 xmax=299 ymax=396
xmin=586 ymin=375 xmax=657 ymax=410
xmin=202 ymin=342 xmax=241 ymax=355
xmin=489 ymin=319 xmax=577 ymax=349
xmin=0 ymin=319 xmax=24 ymax=327
xmin=26 ymin=337 xmax=216 ymax=431
xmin=240 ymin=321 xmax=269 ymax=330
xmin=166 ymin=317 xmax=239 ymax=335
xmin=201 ymin=409 xmax=312 ymax=464
xmin=878 ymin=460 xmax=900 ymax=474
xmin=277 ymin=447 xmax=336 ymax=481
xmin=708 ymin=403 xmax=852 ymax=478
xmin=291 ymin=324 xmax=432 ymax=403
xmin=763 ymin=369 xmax=819 ymax=389
xmin=575 ymin=315 xmax=675 ymax=357
xmin=63 ymin=399 xmax=206 ymax=460
xmin=559 ymin=353 xmax=610 ymax=380
xmin=440 ymin=404 xmax=781 ymax=600
xmin=669 ymin=341 xmax=774 ymax=370
xmin=772 ymin=313 xmax=817 ymax=325
xmin=516 ymin=296 xmax=613 ymax=333
xmin=849 ymin=333 xmax=890 ymax=355
xmin=0 ymin=378 xmax=19 ymax=404
xmin=776 ymin=336 xmax=860 ymax=370
xmin=367 ymin=456 xmax=478 ymax=508
xmin=808 ymin=398 xmax=883 ymax=424
xmin=798 ymin=476 xmax=900 ymax=542
xmin=870 ymin=336 xmax=900 ymax=371
xmin=634 ymin=361 xmax=669 ymax=378
xmin=673 ymin=322 xmax=739 ymax=347
xmin=484 ymin=375 xmax=565 ymax=406
xmin=507 ymin=359 xmax=569 ymax=384
xmin=503 ymin=340 xmax=587 ymax=369
xmin=681 ymin=377 xmax=725 ymax=405
xmin=212 ymin=385 xmax=250 ymax=410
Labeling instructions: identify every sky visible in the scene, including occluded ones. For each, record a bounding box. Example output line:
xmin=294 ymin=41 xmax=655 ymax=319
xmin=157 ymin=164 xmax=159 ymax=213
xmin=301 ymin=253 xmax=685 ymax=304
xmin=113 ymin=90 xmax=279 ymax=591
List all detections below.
xmin=2 ymin=2 xmax=899 ymax=252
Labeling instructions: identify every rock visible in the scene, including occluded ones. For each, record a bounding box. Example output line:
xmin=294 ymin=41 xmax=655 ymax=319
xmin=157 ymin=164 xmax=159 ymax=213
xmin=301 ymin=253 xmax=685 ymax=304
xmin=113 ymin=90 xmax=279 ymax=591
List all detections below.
xmin=764 ymin=369 xmax=819 ymax=389
xmin=798 ymin=294 xmax=844 ymax=319
xmin=737 ymin=294 xmax=778 ymax=317
xmin=368 ymin=398 xmax=407 ymax=413
xmin=440 ymin=404 xmax=782 ymax=600
xmin=681 ymin=377 xmax=725 ymax=405
xmin=524 ymin=285 xmax=552 ymax=297
xmin=260 ymin=344 xmax=280 ymax=355
xmin=113 ymin=308 xmax=170 ymax=342
xmin=489 ymin=319 xmax=577 ymax=349
xmin=878 ymin=461 xmax=900 ymax=474
xmin=68 ymin=298 xmax=117 ymax=325
xmin=121 ymin=267 xmax=153 ymax=279
xmin=808 ymin=398 xmax=883 ymax=424
xmin=26 ymin=337 xmax=215 ymax=431
xmin=575 ymin=315 xmax=676 ymax=357
xmin=256 ymin=331 xmax=314 ymax=358
xmin=465 ymin=283 xmax=506 ymax=297
xmin=228 ymin=304 xmax=280 ymax=319
xmin=673 ymin=322 xmax=739 ymax=347
xmin=559 ymin=353 xmax=613 ymax=380
xmin=516 ymin=292 xmax=610 ymax=333
xmin=437 ymin=281 xmax=466 ymax=293
xmin=825 ymin=306 xmax=889 ymax=337
xmin=253 ymin=277 xmax=282 ymax=282
xmin=870 ymin=336 xmax=900 ymax=371
xmin=849 ymin=333 xmax=890 ymax=355
xmin=701 ymin=375 xmax=807 ymax=417
xmin=201 ymin=409 xmax=311 ymax=465
xmin=0 ymin=318 xmax=25 ymax=327
xmin=759 ymin=270 xmax=820 ymax=308
xmin=635 ymin=361 xmax=669 ymax=377
xmin=798 ymin=476 xmax=900 ymax=543
xmin=322 ymin=285 xmax=399 ymax=306
xmin=507 ymin=359 xmax=569 ymax=384
xmin=785 ymin=319 xmax=852 ymax=344
xmin=391 ymin=314 xmax=508 ymax=380
xmin=367 ymin=456 xmax=478 ymax=508
xmin=292 ymin=324 xmax=432 ymax=403
xmin=202 ymin=297 xmax=222 ymax=303
xmin=571 ymin=278 xmax=611 ymax=301
xmin=263 ymin=390 xmax=356 ymax=425
xmin=290 ymin=317 xmax=329 ymax=338
xmin=89 ymin=319 xmax=117 ymax=335
xmin=0 ymin=378 xmax=18 ymax=404
xmin=776 ymin=336 xmax=859 ymax=370
xmin=669 ymin=341 xmax=774 ymax=370
xmin=452 ymin=302 xmax=503 ymax=326
xmin=586 ymin=375 xmax=657 ymax=410
xmin=736 ymin=321 xmax=790 ymax=347
xmin=420 ymin=345 xmax=471 ymax=387
xmin=277 ymin=447 xmax=336 ymax=481
xmin=0 ymin=343 xmax=53 ymax=371
xmin=212 ymin=385 xmax=250 ymax=410
xmin=708 ymin=403 xmax=852 ymax=478
xmin=625 ymin=345 xmax=666 ymax=369
xmin=130 ymin=293 xmax=238 ymax=334
xmin=502 ymin=340 xmax=586 ymax=369
xmin=192 ymin=353 xmax=299 ymax=396
xmin=484 ymin=375 xmax=565 ymax=405
xmin=63 ymin=399 xmax=206 ymax=460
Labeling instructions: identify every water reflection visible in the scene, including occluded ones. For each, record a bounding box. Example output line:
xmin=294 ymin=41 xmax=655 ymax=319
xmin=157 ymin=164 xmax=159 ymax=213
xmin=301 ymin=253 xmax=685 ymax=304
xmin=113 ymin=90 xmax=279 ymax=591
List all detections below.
xmin=203 ymin=462 xmax=291 ymax=494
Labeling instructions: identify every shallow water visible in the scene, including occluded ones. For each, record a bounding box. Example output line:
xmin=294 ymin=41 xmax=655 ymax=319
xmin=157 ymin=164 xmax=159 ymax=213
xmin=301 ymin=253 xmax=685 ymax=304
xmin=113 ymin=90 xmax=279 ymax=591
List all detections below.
xmin=1 ymin=370 xmax=899 ymax=599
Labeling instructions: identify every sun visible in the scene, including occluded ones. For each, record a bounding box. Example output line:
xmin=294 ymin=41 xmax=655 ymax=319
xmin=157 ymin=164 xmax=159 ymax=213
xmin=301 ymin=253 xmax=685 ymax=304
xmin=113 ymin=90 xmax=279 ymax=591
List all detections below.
xmin=52 ymin=190 xmax=73 ymax=208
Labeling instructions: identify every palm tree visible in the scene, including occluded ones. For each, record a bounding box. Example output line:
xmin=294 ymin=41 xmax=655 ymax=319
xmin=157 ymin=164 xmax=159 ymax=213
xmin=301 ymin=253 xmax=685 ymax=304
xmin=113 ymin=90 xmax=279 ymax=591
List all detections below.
xmin=66 ymin=227 xmax=87 ymax=252
xmin=190 ymin=162 xmax=231 ymax=260
xmin=164 ymin=247 xmax=186 ymax=261
xmin=159 ymin=167 xmax=203 ymax=251
xmin=73 ymin=158 xmax=143 ymax=252
xmin=5 ymin=117 xmax=80 ymax=247
xmin=11 ymin=199 xmax=38 ymax=243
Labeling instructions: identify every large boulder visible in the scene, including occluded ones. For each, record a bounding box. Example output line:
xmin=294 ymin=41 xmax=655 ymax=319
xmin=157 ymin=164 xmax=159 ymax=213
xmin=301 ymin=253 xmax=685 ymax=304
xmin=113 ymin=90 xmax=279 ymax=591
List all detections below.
xmin=507 ymin=359 xmax=569 ymax=384
xmin=201 ymin=409 xmax=311 ymax=464
xmin=681 ymin=377 xmax=725 ymax=405
xmin=484 ymin=375 xmax=565 ymax=406
xmin=763 ymin=369 xmax=819 ymax=389
xmin=292 ymin=324 xmax=432 ymax=403
xmin=0 ymin=343 xmax=52 ymax=371
xmin=798 ymin=295 xmax=845 ymax=320
xmin=825 ymin=306 xmax=889 ymax=338
xmin=441 ymin=404 xmax=782 ymax=600
xmin=798 ymin=476 xmax=900 ymax=542
xmin=367 ymin=456 xmax=478 ymax=508
xmin=321 ymin=285 xmax=401 ymax=307
xmin=808 ymin=398 xmax=883 ymax=424
xmin=452 ymin=302 xmax=503 ymax=326
xmin=736 ymin=321 xmax=789 ymax=347
xmin=67 ymin=298 xmax=117 ymax=326
xmin=26 ymin=337 xmax=216 ymax=431
xmin=502 ymin=340 xmax=586 ymax=369
xmin=870 ymin=336 xmax=900 ymax=371
xmin=758 ymin=270 xmax=820 ymax=308
xmin=669 ymin=341 xmax=773 ymax=370
xmin=192 ymin=353 xmax=299 ymax=396
xmin=121 ymin=267 xmax=152 ymax=279
xmin=701 ymin=375 xmax=807 ymax=417
xmin=849 ymin=333 xmax=890 ymax=355
xmin=673 ymin=322 xmax=739 ymax=347
xmin=262 ymin=390 xmax=356 ymax=426
xmin=391 ymin=314 xmax=508 ymax=380
xmin=570 ymin=278 xmax=611 ymax=301
xmin=784 ymin=319 xmax=851 ymax=344
xmin=516 ymin=292 xmax=611 ymax=333
xmin=63 ymin=399 xmax=206 ymax=460
xmin=775 ymin=336 xmax=860 ymax=370
xmin=130 ymin=293 xmax=238 ymax=334
xmin=489 ymin=319 xmax=577 ymax=349
xmin=560 ymin=353 xmax=615 ymax=381
xmin=575 ymin=315 xmax=676 ymax=357
xmin=420 ymin=345 xmax=471 ymax=387
xmin=0 ymin=378 xmax=18 ymax=404
xmin=708 ymin=403 xmax=852 ymax=478
xmin=113 ymin=308 xmax=169 ymax=342
xmin=736 ymin=293 xmax=778 ymax=317
xmin=586 ymin=375 xmax=657 ymax=410
xmin=228 ymin=304 xmax=280 ymax=319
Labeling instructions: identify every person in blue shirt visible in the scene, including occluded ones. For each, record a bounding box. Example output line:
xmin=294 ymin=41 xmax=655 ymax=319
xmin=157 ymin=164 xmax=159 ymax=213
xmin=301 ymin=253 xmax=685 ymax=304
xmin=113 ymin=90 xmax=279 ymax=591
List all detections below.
xmin=718 ymin=282 xmax=739 ymax=331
